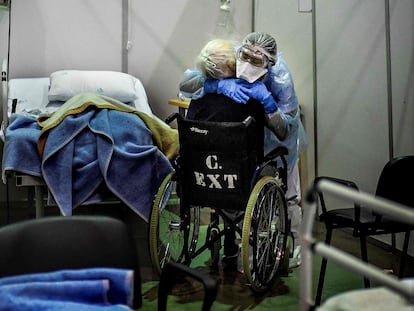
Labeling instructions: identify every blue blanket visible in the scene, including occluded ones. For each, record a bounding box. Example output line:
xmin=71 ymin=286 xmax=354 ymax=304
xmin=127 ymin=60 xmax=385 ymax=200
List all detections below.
xmin=42 ymin=108 xmax=173 ymax=220
xmin=0 ymin=268 xmax=134 ymax=310
xmin=2 ymin=93 xmax=179 ymax=221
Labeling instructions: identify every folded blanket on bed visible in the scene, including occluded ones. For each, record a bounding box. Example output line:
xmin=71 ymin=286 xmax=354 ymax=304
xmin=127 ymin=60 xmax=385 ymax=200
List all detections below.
xmin=34 ymin=93 xmax=179 ymax=220
xmin=0 ymin=268 xmax=134 ymax=310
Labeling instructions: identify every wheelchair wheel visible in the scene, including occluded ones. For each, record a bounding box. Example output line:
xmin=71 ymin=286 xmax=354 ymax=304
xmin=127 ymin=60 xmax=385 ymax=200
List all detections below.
xmin=149 ymin=171 xmax=201 ymax=276
xmin=241 ymin=176 xmax=288 ymax=293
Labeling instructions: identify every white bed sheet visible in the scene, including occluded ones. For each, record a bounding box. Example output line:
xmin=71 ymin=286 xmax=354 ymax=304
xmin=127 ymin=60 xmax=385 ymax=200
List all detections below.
xmin=7 ymin=75 xmax=152 ymax=118
xmin=317 ymin=278 xmax=414 ymax=311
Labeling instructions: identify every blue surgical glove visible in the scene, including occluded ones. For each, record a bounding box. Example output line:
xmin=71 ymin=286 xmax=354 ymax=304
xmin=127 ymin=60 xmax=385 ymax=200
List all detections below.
xmin=204 ymin=79 xmax=250 ymax=104
xmin=246 ymin=81 xmax=278 ymax=113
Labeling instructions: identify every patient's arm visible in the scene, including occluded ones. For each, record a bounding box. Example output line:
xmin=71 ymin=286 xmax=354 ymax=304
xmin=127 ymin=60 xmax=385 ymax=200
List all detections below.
xmin=178 ymin=69 xmax=205 ymax=99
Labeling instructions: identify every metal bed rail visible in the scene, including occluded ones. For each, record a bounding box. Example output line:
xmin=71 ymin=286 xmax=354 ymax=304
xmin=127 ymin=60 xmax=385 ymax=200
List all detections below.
xmin=1 ymin=58 xmax=8 ymax=138
xmin=300 ymin=178 xmax=414 ymax=310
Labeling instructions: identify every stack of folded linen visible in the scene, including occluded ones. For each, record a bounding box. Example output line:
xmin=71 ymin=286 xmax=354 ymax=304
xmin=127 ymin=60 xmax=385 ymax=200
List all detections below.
xmin=0 ymin=268 xmax=135 ymax=310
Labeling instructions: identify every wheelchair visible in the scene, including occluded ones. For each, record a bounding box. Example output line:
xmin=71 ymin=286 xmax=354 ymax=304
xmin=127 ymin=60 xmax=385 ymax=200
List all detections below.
xmin=149 ymin=113 xmax=290 ymax=293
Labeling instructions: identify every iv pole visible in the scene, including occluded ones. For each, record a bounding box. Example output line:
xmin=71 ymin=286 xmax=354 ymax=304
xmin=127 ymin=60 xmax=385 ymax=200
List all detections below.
xmin=121 ymin=0 xmax=129 ymax=73
xmin=385 ymin=0 xmax=393 ymax=160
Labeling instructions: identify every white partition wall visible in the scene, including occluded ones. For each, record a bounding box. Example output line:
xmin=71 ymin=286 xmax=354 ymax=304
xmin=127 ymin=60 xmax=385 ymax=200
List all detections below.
xmin=8 ymin=0 xmax=123 ymax=78
xmin=315 ymin=0 xmax=389 ymax=193
xmin=0 ymin=5 xmax=8 ymax=63
xmin=390 ymin=1 xmax=414 ymax=157
xmin=315 ymin=1 xmax=414 ymax=252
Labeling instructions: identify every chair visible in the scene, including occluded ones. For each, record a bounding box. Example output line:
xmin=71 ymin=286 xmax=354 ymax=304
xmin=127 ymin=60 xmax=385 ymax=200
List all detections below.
xmin=0 ymin=215 xmax=143 ymax=309
xmin=300 ymin=177 xmax=414 ymax=311
xmin=314 ymin=155 xmax=414 ymax=306
xmin=158 ymin=262 xmax=218 ymax=311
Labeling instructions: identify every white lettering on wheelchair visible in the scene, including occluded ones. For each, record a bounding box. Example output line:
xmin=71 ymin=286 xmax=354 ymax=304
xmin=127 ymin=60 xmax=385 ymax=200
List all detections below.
xmin=194 ymin=171 xmax=206 ymax=187
xmin=193 ymin=154 xmax=238 ymax=189
xmin=224 ymin=174 xmax=238 ymax=189
xmin=207 ymin=174 xmax=221 ymax=188
xmin=193 ymin=172 xmax=238 ymax=189
xmin=206 ymin=155 xmax=222 ymax=169
xmin=190 ymin=127 xmax=208 ymax=135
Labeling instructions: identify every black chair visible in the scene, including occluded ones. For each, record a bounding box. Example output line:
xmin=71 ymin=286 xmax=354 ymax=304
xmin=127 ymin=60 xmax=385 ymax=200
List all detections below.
xmin=314 ymin=155 xmax=414 ymax=306
xmin=0 ymin=215 xmax=143 ymax=309
xmin=158 ymin=262 xmax=217 ymax=311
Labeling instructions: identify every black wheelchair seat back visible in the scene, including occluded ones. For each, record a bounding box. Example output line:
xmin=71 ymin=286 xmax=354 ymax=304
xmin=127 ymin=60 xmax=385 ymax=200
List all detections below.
xmin=177 ymin=116 xmax=259 ymax=211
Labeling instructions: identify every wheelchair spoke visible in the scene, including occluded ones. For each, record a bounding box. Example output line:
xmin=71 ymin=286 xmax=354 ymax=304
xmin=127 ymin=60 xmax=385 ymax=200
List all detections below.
xmin=158 ymin=211 xmax=184 ymax=263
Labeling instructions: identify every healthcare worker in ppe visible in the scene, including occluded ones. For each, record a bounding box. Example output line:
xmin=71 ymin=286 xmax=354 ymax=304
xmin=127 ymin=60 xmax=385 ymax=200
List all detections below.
xmin=179 ymin=32 xmax=306 ymax=268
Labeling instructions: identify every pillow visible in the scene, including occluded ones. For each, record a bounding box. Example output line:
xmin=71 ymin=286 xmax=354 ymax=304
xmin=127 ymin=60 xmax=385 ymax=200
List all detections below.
xmin=48 ymin=70 xmax=138 ymax=102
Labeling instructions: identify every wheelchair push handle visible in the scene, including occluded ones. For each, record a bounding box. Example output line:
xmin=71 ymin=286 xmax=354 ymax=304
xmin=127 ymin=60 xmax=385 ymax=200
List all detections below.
xmin=242 ymin=116 xmax=255 ymax=127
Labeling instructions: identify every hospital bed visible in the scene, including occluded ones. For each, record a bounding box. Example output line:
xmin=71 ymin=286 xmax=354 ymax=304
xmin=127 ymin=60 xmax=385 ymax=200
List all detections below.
xmin=1 ymin=59 xmax=178 ymax=220
xmin=300 ymin=178 xmax=414 ymax=310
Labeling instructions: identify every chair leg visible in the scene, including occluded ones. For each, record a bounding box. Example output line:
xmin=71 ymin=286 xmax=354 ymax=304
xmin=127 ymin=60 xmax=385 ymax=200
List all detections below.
xmin=398 ymin=231 xmax=410 ymax=278
xmin=315 ymin=226 xmax=333 ymax=306
xmin=360 ymin=235 xmax=370 ymax=288
xmin=158 ymin=262 xmax=217 ymax=311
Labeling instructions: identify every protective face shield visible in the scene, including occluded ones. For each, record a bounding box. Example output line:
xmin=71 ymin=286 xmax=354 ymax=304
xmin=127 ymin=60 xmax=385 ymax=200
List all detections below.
xmin=236 ymin=45 xmax=270 ymax=82
xmin=236 ymin=59 xmax=268 ymax=83
xmin=237 ymin=45 xmax=270 ymax=67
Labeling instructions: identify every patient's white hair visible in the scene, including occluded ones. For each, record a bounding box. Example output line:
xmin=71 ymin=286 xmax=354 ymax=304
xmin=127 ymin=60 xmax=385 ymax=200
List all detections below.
xmin=196 ymin=39 xmax=236 ymax=80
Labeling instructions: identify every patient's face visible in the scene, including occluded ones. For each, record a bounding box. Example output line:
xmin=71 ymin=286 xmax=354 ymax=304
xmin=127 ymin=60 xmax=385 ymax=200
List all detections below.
xmin=220 ymin=63 xmax=235 ymax=78
xmin=214 ymin=57 xmax=236 ymax=79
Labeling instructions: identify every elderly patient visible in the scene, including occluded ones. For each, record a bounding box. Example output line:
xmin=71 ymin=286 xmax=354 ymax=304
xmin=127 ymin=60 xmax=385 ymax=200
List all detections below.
xmin=186 ymin=38 xmax=282 ymax=271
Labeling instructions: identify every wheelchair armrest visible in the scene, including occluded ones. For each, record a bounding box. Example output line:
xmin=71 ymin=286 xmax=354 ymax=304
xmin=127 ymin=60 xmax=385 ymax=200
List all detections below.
xmin=165 ymin=112 xmax=182 ymax=125
xmin=158 ymin=262 xmax=217 ymax=311
xmin=263 ymin=146 xmax=288 ymax=163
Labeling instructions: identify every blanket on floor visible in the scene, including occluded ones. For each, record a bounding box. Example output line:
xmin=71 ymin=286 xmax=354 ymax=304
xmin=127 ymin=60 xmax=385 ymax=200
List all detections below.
xmin=0 ymin=268 xmax=134 ymax=310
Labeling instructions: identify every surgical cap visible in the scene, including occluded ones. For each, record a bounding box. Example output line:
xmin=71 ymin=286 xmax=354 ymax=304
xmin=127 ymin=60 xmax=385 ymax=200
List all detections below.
xmin=242 ymin=32 xmax=277 ymax=65
xmin=196 ymin=39 xmax=236 ymax=79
